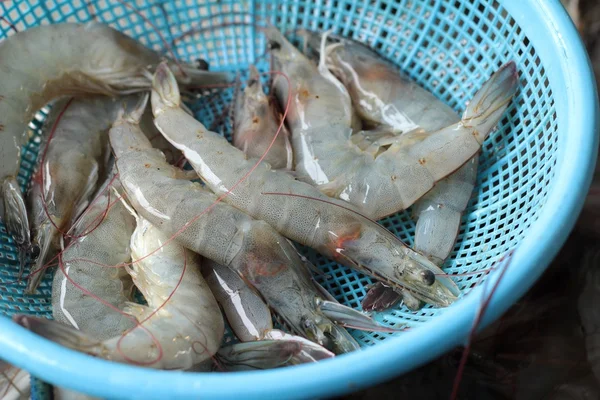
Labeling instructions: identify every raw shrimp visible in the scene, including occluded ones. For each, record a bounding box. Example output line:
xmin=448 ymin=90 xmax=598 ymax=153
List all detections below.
xmin=139 ymin=99 xmax=180 ymax=164
xmin=305 ymin=34 xmax=480 ymax=263
xmin=233 ymin=65 xmax=293 ymax=170
xmin=216 ymin=332 xmax=334 ymax=371
xmin=27 ymin=96 xmax=132 ymax=293
xmin=151 ymin=62 xmax=460 ymax=307
xmin=266 ymin=27 xmax=517 ymax=220
xmin=203 ymin=258 xmax=273 ymax=342
xmin=0 ymin=22 xmax=229 ymax=263
xmin=202 ymin=261 xmax=336 ymax=368
xmin=362 ymin=158 xmax=479 ymax=311
xmin=305 ymin=32 xmax=481 ymax=258
xmin=204 ymin=258 xmax=357 ymax=347
xmin=52 ymin=174 xmax=136 ymax=339
xmin=110 ymin=94 xmax=387 ymax=354
xmin=19 ymin=213 xmax=224 ymax=369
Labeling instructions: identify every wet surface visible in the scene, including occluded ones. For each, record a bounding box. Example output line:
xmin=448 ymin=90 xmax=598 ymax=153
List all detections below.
xmin=347 ymin=3 xmax=600 ymax=398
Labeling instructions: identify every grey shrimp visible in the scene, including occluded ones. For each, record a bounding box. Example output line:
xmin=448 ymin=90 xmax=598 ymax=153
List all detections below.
xmin=0 ymin=22 xmax=229 ymax=264
xmin=110 ymin=95 xmax=386 ymax=354
xmin=266 ymin=27 xmax=517 ymax=220
xmin=151 ymin=62 xmax=460 ymax=308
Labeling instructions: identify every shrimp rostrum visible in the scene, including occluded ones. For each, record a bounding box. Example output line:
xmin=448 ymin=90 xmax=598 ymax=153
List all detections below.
xmin=150 ymin=62 xmax=460 ymax=308
xmin=0 ymin=21 xmax=230 ymax=265
xmin=109 ymin=94 xmax=390 ymax=354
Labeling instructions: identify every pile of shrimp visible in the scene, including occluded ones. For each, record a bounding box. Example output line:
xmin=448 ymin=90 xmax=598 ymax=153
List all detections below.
xmin=0 ymin=14 xmax=519 ymax=376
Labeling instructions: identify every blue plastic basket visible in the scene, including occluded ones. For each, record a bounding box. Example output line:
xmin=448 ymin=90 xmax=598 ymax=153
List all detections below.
xmin=0 ymin=0 xmax=597 ymax=399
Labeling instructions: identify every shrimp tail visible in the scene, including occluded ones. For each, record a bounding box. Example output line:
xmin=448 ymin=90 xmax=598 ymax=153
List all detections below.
xmin=151 ymin=62 xmax=181 ymax=115
xmin=318 ymin=300 xmax=402 ymax=332
xmin=12 ymin=315 xmax=103 ymax=354
xmin=2 ymin=177 xmax=31 ymax=278
xmin=216 ymin=338 xmax=334 ymax=371
xmin=325 ymin=324 xmax=361 ymax=354
xmin=462 ymin=61 xmax=519 ymax=142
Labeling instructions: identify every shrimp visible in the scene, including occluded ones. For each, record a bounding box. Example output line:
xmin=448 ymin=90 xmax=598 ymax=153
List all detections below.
xmin=110 ymin=94 xmax=387 ymax=354
xmin=362 ymin=157 xmax=479 ymax=311
xmin=305 ymin=34 xmax=481 ymax=262
xmin=19 ymin=212 xmax=224 ymax=369
xmin=52 ymin=173 xmax=136 ymax=339
xmin=0 ymin=22 xmax=229 ymax=265
xmin=233 ymin=65 xmax=293 ymax=170
xmin=151 ymin=62 xmax=460 ymax=307
xmin=203 ymin=260 xmax=336 ymax=369
xmin=139 ymin=99 xmax=180 ymax=165
xmin=265 ymin=27 xmax=517 ymax=220
xmin=27 ymin=96 xmax=133 ymax=294
xmin=203 ymin=258 xmax=273 ymax=342
xmin=216 ymin=333 xmax=334 ymax=371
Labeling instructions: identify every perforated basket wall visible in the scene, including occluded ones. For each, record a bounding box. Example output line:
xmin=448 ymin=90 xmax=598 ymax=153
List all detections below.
xmin=0 ymin=0 xmax=593 ymax=399
xmin=0 ymin=0 xmax=553 ymax=340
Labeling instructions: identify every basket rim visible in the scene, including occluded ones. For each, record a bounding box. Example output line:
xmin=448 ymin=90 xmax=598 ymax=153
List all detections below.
xmin=0 ymin=0 xmax=597 ymax=399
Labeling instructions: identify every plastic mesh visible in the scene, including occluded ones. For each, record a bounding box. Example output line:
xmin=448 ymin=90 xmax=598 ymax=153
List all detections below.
xmin=0 ymin=0 xmax=556 ymax=348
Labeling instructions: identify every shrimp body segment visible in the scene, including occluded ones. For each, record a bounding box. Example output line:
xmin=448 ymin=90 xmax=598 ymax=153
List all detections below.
xmin=52 ymin=174 xmax=136 ymax=340
xmin=151 ymin=62 xmax=460 ymax=308
xmin=267 ymin=27 xmax=518 ymax=220
xmin=233 ymin=65 xmax=293 ymax=171
xmin=110 ymin=95 xmax=365 ymax=354
xmin=16 ymin=214 xmax=224 ymax=369
xmin=0 ymin=22 xmax=229 ymax=262
xmin=27 ymin=96 xmax=126 ymax=293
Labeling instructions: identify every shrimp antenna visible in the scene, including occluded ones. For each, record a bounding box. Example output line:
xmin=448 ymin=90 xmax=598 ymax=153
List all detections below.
xmin=449 ymin=249 xmax=515 ymax=400
xmin=87 ymin=0 xmax=187 ymax=78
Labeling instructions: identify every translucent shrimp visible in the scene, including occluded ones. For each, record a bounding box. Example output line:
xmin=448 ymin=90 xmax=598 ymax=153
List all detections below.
xmin=363 ymin=158 xmax=478 ymax=311
xmin=233 ymin=65 xmax=293 ymax=170
xmin=52 ymin=174 xmax=136 ymax=339
xmin=18 ymin=213 xmax=225 ymax=369
xmin=216 ymin=333 xmax=334 ymax=371
xmin=202 ymin=260 xmax=335 ymax=369
xmin=203 ymin=258 xmax=273 ymax=342
xmin=151 ymin=62 xmax=460 ymax=307
xmin=27 ymin=96 xmax=132 ymax=293
xmin=304 ymin=34 xmax=480 ymax=267
xmin=265 ymin=27 xmax=517 ymax=220
xmin=110 ymin=95 xmax=386 ymax=354
xmin=0 ymin=21 xmax=229 ymax=264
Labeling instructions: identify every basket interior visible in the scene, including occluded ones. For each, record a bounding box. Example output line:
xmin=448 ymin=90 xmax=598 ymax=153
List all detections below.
xmin=0 ymin=0 xmax=557 ymax=347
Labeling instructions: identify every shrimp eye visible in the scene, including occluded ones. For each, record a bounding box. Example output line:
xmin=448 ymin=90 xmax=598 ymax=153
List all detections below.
xmin=268 ymin=40 xmax=281 ymax=51
xmin=30 ymin=244 xmax=40 ymax=260
xmin=420 ymin=270 xmax=435 ymax=286
xmin=195 ymin=59 xmax=209 ymax=70
xmin=247 ymin=78 xmax=258 ymax=87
